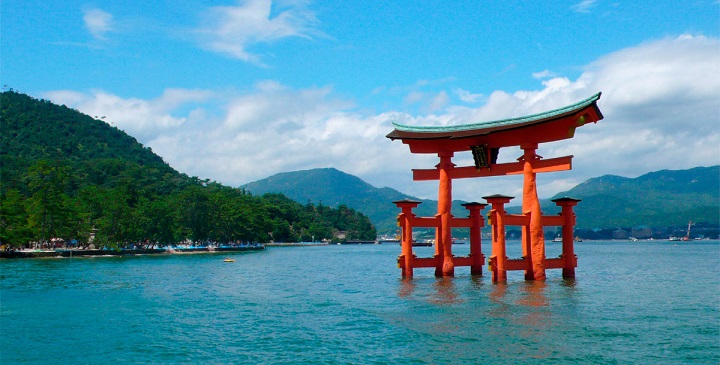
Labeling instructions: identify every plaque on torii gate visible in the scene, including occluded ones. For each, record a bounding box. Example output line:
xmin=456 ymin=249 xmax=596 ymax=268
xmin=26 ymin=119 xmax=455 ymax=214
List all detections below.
xmin=387 ymin=93 xmax=604 ymax=281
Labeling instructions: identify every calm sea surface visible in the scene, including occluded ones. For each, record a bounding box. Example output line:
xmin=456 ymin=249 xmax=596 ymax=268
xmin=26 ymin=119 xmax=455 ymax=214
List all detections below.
xmin=1 ymin=240 xmax=718 ymax=364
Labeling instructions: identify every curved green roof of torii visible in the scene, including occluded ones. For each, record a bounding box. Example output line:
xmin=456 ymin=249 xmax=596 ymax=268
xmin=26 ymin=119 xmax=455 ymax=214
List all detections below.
xmin=387 ymin=92 xmax=602 ymax=138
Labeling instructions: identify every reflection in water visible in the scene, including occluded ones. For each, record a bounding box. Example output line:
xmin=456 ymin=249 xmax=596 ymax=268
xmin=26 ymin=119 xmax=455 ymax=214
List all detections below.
xmin=489 ymin=281 xmax=508 ymax=304
xmin=398 ymin=278 xmax=416 ymax=297
xmin=488 ymin=282 xmax=511 ymax=320
xmin=560 ymin=277 xmax=577 ymax=292
xmin=397 ymin=277 xmax=463 ymax=305
xmin=517 ymin=281 xmax=551 ymax=337
xmin=429 ymin=277 xmax=462 ymax=305
xmin=517 ymin=280 xmax=548 ymax=307
xmin=483 ymin=280 xmax=555 ymax=361
xmin=490 ymin=280 xmax=556 ymax=361
xmin=468 ymin=275 xmax=483 ymax=290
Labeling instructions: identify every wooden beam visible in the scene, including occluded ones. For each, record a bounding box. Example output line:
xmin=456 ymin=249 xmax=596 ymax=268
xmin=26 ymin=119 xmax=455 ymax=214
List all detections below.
xmin=541 ymin=216 xmax=565 ymax=226
xmin=450 ymin=217 xmax=472 ymax=227
xmin=408 ymin=217 xmax=440 ymax=227
xmin=543 ymin=258 xmax=567 ymax=269
xmin=412 ymin=155 xmax=573 ymax=181
xmin=413 ymin=257 xmax=438 ymax=268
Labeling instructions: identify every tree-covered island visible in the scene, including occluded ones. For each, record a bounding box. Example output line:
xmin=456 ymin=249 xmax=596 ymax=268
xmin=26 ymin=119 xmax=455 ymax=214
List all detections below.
xmin=0 ymin=90 xmax=376 ymax=250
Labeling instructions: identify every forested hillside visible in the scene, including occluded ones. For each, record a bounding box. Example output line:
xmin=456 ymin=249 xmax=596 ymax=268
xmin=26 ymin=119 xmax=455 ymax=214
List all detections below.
xmin=245 ymin=166 xmax=719 ymax=237
xmin=0 ymin=90 xmax=375 ymax=247
xmin=546 ymin=166 xmax=719 ymax=229
xmin=242 ymin=167 xmax=470 ymax=233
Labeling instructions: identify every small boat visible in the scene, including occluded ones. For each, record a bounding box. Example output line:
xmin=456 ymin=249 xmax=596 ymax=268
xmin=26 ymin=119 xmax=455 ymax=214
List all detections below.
xmin=399 ymin=240 xmax=434 ymax=247
xmin=553 ymin=236 xmax=562 ymax=242
xmin=223 ymin=257 xmax=235 ymax=262
xmin=412 ymin=240 xmax=433 ymax=247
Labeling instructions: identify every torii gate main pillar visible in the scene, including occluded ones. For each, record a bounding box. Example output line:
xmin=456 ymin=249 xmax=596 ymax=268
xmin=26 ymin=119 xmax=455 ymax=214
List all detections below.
xmin=521 ymin=144 xmax=546 ymax=281
xmin=437 ymin=152 xmax=455 ymax=277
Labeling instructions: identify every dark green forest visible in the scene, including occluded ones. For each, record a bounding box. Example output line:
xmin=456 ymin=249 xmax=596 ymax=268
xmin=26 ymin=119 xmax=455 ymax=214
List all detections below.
xmin=0 ymin=90 xmax=376 ymax=248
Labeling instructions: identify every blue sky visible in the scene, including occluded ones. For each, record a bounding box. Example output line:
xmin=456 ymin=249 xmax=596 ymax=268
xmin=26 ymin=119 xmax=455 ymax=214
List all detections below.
xmin=3 ymin=0 xmax=719 ymax=201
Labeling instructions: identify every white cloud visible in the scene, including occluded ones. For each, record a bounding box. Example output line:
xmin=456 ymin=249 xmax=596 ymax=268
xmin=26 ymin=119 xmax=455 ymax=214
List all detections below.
xmin=147 ymin=82 xmax=414 ymax=186
xmin=427 ymin=91 xmax=449 ymax=112
xmin=83 ymin=8 xmax=114 ymax=40
xmin=43 ymin=89 xmax=214 ymax=141
xmin=532 ymin=69 xmax=557 ymax=79
xmin=195 ymin=0 xmax=320 ymax=64
xmin=45 ymin=35 xmax=720 ymax=203
xmin=454 ymin=88 xmax=484 ymax=103
xmin=403 ymin=91 xmax=424 ymax=105
xmin=401 ymin=88 xmax=453 ymax=113
xmin=571 ymin=0 xmax=597 ymax=13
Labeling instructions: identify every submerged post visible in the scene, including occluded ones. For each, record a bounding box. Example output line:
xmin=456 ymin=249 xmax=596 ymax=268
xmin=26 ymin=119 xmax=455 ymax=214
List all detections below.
xmin=485 ymin=195 xmax=513 ymax=283
xmin=552 ymin=197 xmax=581 ymax=279
xmin=394 ymin=199 xmax=421 ymax=278
xmin=462 ymin=202 xmax=487 ymax=275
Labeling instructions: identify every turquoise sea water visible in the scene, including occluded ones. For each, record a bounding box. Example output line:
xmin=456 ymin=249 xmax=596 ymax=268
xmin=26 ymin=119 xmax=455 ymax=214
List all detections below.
xmin=1 ymin=240 xmax=719 ymax=364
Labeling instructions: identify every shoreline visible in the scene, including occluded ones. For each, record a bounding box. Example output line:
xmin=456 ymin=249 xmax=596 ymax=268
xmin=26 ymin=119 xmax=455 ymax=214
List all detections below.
xmin=265 ymin=242 xmax=329 ymax=247
xmin=0 ymin=245 xmax=265 ymax=259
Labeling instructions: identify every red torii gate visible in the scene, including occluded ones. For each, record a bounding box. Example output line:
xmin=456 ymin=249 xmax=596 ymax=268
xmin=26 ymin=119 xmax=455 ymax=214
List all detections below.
xmin=387 ymin=93 xmax=604 ymax=281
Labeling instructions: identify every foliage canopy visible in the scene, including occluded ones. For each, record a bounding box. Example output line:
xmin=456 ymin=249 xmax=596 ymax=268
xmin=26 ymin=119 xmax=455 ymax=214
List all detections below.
xmin=0 ymin=90 xmax=376 ymax=248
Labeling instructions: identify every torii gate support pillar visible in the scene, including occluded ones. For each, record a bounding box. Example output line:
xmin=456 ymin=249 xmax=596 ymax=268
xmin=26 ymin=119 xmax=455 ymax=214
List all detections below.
xmin=553 ymin=197 xmax=581 ymax=279
xmin=394 ymin=200 xmax=420 ymax=278
xmin=485 ymin=195 xmax=513 ymax=283
xmin=463 ymin=202 xmax=487 ymax=275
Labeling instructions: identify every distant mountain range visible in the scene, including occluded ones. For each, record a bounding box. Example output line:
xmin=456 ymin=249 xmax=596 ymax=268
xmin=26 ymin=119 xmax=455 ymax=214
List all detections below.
xmin=550 ymin=166 xmax=719 ymax=228
xmin=242 ymin=168 xmax=456 ymax=233
xmin=243 ymin=166 xmax=720 ymax=233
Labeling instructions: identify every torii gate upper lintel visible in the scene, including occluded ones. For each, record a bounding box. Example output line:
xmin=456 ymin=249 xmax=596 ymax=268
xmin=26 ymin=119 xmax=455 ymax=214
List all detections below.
xmin=387 ymin=92 xmax=603 ymax=281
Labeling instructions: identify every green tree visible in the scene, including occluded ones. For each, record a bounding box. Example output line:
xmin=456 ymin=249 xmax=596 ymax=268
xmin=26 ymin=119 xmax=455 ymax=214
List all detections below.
xmin=0 ymin=189 xmax=32 ymax=247
xmin=136 ymin=196 xmax=175 ymax=246
xmin=25 ymin=159 xmax=73 ymax=245
xmin=174 ymin=185 xmax=212 ymax=243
